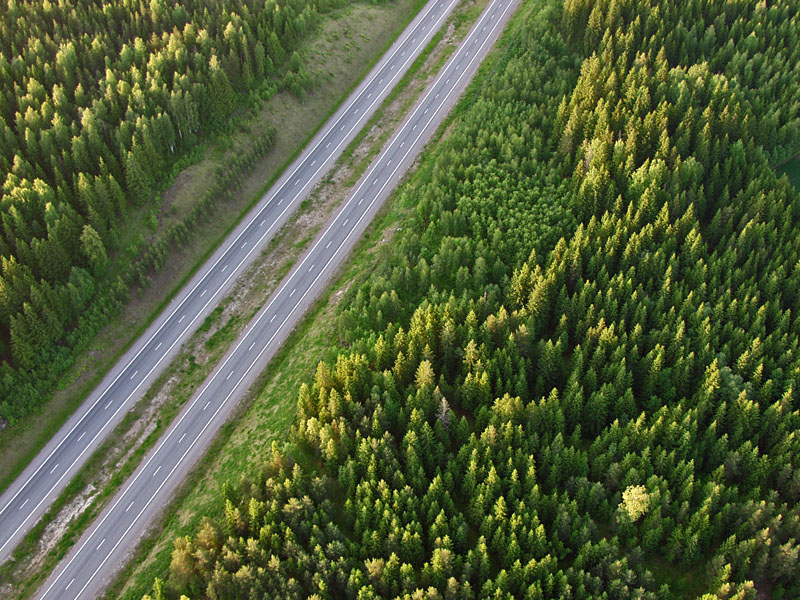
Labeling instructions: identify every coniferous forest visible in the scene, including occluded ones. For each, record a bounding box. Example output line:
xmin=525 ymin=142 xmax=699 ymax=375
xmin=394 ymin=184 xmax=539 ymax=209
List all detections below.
xmin=143 ymin=0 xmax=800 ymax=598
xmin=0 ymin=0 xmax=353 ymax=422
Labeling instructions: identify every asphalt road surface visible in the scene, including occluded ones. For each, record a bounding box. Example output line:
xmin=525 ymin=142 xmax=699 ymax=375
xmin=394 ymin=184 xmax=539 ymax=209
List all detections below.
xmin=35 ymin=0 xmax=519 ymax=596
xmin=0 ymin=0 xmax=460 ymax=566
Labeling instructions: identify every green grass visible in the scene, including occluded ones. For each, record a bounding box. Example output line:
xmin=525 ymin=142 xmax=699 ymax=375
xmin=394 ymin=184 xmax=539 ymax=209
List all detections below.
xmin=0 ymin=0 xmax=427 ymax=497
xmin=777 ymin=157 xmax=800 ymax=190
xmin=645 ymin=556 xmax=709 ymax=598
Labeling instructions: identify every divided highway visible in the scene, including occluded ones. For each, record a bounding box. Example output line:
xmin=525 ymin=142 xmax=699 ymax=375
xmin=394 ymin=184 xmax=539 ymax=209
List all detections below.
xmin=0 ymin=0 xmax=460 ymax=565
xmin=35 ymin=0 xmax=519 ymax=596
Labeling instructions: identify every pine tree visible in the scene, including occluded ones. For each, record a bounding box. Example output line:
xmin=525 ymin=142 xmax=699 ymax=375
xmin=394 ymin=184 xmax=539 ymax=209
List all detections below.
xmin=124 ymin=144 xmax=153 ymax=206
xmin=79 ymin=224 xmax=108 ymax=275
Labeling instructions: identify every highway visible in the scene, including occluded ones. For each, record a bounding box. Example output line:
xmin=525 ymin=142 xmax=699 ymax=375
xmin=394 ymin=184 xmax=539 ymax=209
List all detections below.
xmin=35 ymin=0 xmax=519 ymax=596
xmin=0 ymin=0 xmax=460 ymax=566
